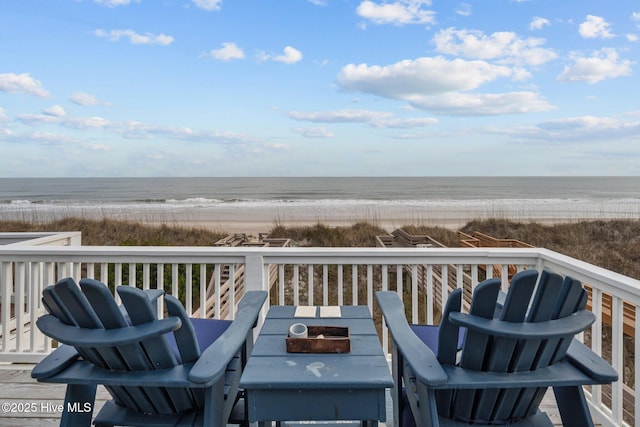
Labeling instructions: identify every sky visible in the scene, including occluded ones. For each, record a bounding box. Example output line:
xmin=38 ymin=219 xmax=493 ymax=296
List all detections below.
xmin=1 ymin=0 xmax=639 ymax=177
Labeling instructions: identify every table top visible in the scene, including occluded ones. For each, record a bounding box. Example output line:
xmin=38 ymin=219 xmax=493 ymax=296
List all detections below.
xmin=240 ymin=305 xmax=393 ymax=390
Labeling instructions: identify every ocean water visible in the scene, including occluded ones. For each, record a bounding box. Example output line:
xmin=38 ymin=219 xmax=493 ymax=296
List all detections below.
xmin=1 ymin=177 xmax=639 ymax=226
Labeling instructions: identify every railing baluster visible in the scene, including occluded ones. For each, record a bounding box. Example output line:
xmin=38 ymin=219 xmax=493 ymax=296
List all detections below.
xmin=308 ymin=265 xmax=314 ymax=306
xmin=214 ymin=264 xmax=221 ymax=319
xmin=185 ymin=264 xmax=193 ymax=313
xmin=293 ymin=265 xmax=300 ymax=306
xmin=367 ymin=265 xmax=373 ymax=315
xmin=172 ymin=263 xmax=179 ymax=298
xmin=86 ymin=262 xmax=95 ymax=279
xmin=501 ymin=264 xmax=508 ymax=291
xmin=591 ymin=288 xmax=603 ymax=406
xmin=338 ymin=265 xmax=343 ymax=306
xmin=352 ymin=264 xmax=358 ymax=306
xmin=411 ymin=264 xmax=418 ymax=324
xmin=323 ymin=265 xmax=328 ymax=306
xmin=100 ymin=263 xmax=109 ymax=287
xmin=611 ymin=296 xmax=624 ymax=425
xmin=382 ymin=265 xmax=389 ymax=353
xmin=228 ymin=264 xmax=236 ymax=320
xmin=441 ymin=264 xmax=448 ymax=313
xmin=143 ymin=263 xmax=150 ymax=290
xmin=426 ymin=264 xmax=433 ymax=323
xmin=199 ymin=264 xmax=207 ymax=319
xmin=157 ymin=263 xmax=165 ymax=291
xmin=115 ymin=263 xmax=122 ymax=288
xmin=30 ymin=262 xmax=40 ymax=352
xmin=129 ymin=263 xmax=136 ymax=287
xmin=1 ymin=261 xmax=12 ymax=353
xmin=15 ymin=262 xmax=26 ymax=352
xmin=278 ymin=264 xmax=285 ymax=306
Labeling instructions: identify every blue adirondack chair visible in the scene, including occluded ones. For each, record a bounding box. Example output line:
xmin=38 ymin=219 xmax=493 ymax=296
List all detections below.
xmin=31 ymin=277 xmax=267 ymax=427
xmin=376 ymin=269 xmax=618 ymax=427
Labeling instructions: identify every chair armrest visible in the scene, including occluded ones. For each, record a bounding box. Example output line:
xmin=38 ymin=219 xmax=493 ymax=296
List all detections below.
xmin=41 ymin=359 xmax=198 ymax=387
xmin=566 ymin=339 xmax=618 ymax=383
xmin=31 ymin=345 xmax=80 ymax=380
xmin=190 ymin=290 xmax=267 ymax=384
xmin=448 ymin=310 xmax=595 ymax=339
xmin=439 ymin=359 xmax=612 ymax=389
xmin=36 ymin=315 xmax=182 ymax=347
xmin=376 ymin=291 xmax=447 ymax=386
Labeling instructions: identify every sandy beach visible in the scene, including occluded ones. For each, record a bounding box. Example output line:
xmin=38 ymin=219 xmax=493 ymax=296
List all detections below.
xmin=3 ymin=177 xmax=639 ymax=235
xmin=3 ymin=200 xmax=637 ymax=236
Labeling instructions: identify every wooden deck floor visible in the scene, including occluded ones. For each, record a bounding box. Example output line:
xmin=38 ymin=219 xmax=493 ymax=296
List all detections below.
xmin=0 ymin=364 xmax=572 ymax=427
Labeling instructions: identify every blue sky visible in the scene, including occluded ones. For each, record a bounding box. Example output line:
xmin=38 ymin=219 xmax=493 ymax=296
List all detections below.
xmin=1 ymin=0 xmax=639 ymax=177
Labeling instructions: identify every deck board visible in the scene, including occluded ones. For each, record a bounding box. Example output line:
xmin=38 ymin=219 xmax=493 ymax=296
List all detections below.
xmin=0 ymin=365 xmax=586 ymax=426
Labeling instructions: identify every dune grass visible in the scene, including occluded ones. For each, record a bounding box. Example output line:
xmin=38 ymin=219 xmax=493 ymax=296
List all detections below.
xmin=2 ymin=217 xmax=639 ymax=280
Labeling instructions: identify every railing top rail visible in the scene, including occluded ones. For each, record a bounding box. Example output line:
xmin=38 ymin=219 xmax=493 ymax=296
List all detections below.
xmin=0 ymin=245 xmax=544 ymax=256
xmin=2 ymin=245 xmax=639 ymax=303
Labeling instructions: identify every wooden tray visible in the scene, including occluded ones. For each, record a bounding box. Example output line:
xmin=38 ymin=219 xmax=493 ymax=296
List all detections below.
xmin=286 ymin=326 xmax=350 ymax=353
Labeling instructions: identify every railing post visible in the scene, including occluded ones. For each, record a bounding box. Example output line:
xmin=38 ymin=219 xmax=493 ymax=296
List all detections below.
xmin=245 ymin=255 xmax=267 ymax=335
xmin=245 ymin=255 xmax=265 ymax=292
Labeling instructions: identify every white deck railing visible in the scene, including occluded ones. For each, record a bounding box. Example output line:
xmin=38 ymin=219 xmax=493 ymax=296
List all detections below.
xmin=0 ymin=245 xmax=637 ymax=427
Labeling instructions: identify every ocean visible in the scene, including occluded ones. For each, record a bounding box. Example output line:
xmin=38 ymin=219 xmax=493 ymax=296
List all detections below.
xmin=1 ymin=177 xmax=639 ymax=228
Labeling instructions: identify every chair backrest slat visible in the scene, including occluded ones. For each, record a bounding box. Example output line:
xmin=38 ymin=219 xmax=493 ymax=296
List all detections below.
xmin=468 ymin=270 xmax=538 ymax=423
xmin=448 ymin=278 xmax=501 ymax=422
xmin=438 ymin=269 xmax=590 ymax=425
xmin=117 ymin=286 xmax=197 ymax=413
xmin=43 ymin=278 xmax=201 ymax=415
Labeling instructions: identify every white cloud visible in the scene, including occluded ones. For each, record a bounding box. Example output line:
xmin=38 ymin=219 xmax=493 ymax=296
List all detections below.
xmin=357 ymin=0 xmax=435 ymax=26
xmin=307 ymin=0 xmax=327 ymax=5
xmin=273 ymin=46 xmax=303 ymax=64
xmin=192 ymin=0 xmax=223 ymax=11
xmin=95 ymin=29 xmax=174 ymax=45
xmin=0 ymin=73 xmax=50 ymax=98
xmin=338 ymin=56 xmax=514 ymax=97
xmin=202 ymin=42 xmax=245 ymax=61
xmin=0 ymin=108 xmax=8 ymax=122
xmin=557 ymin=48 xmax=632 ymax=84
xmin=522 ymin=115 xmax=640 ymax=143
xmin=433 ymin=28 xmax=557 ymax=66
xmin=579 ymin=15 xmax=614 ymax=39
xmin=43 ymin=105 xmax=66 ymax=117
xmin=18 ymin=113 xmax=112 ymax=129
xmin=70 ymin=92 xmax=111 ymax=106
xmin=288 ymin=109 xmax=439 ymax=127
xmin=627 ymin=34 xmax=639 ymax=42
xmin=455 ymin=3 xmax=471 ymax=17
xmin=259 ymin=46 xmax=303 ymax=64
xmin=293 ymin=127 xmax=334 ymax=138
xmin=93 ymin=0 xmax=138 ymax=7
xmin=336 ymin=56 xmax=555 ymax=116
xmin=15 ymin=111 xmax=259 ymax=145
xmin=289 ymin=109 xmax=393 ymax=123
xmin=373 ymin=117 xmax=438 ymax=128
xmin=405 ymin=91 xmax=554 ymax=115
xmin=529 ymin=16 xmax=550 ymax=31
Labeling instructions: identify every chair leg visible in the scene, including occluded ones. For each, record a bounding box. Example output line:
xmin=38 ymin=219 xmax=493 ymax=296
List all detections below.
xmin=60 ymin=384 xmax=96 ymax=427
xmin=391 ymin=344 xmax=402 ymax=427
xmin=553 ymin=385 xmax=594 ymax=427
xmin=204 ymin=379 xmax=226 ymax=427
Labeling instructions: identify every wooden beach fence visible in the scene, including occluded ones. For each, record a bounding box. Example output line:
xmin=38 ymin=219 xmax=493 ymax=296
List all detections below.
xmin=193 ymin=233 xmax=290 ymax=319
